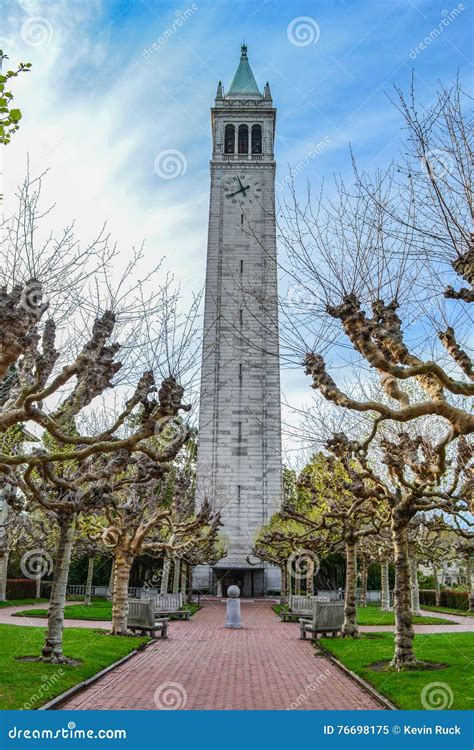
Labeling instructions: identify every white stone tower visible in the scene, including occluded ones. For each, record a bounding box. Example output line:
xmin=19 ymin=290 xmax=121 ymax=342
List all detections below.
xmin=193 ymin=45 xmax=282 ymax=597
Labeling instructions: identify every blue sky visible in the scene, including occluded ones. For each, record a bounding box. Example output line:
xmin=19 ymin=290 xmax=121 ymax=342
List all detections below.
xmin=3 ymin=0 xmax=472 ymax=458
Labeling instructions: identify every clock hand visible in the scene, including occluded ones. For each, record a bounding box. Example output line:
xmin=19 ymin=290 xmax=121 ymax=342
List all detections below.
xmin=226 ymin=187 xmax=246 ymax=197
xmin=237 ymin=178 xmax=251 ymax=194
xmin=225 ymin=183 xmax=251 ymax=199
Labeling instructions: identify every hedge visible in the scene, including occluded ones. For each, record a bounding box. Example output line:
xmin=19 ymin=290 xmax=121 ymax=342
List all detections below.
xmin=6 ymin=578 xmax=37 ymax=599
xmin=420 ymin=588 xmax=469 ymax=610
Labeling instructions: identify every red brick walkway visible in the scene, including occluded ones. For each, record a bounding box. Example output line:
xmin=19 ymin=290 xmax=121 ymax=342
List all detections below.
xmin=60 ymin=601 xmax=382 ymax=710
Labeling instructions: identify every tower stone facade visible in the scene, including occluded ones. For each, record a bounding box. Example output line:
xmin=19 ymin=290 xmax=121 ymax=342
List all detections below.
xmin=193 ymin=46 xmax=282 ymax=597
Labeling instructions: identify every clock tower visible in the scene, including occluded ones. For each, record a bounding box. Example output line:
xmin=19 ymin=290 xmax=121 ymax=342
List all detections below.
xmin=193 ymin=45 xmax=282 ymax=597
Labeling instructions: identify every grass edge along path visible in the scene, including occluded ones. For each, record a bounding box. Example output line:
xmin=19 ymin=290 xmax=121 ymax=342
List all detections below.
xmin=14 ymin=599 xmax=201 ymax=621
xmin=420 ymin=604 xmax=474 ymax=618
xmin=0 ymin=598 xmax=50 ymax=608
xmin=319 ymin=632 xmax=473 ymax=710
xmin=0 ymin=595 xmax=98 ymax=608
xmin=272 ymin=604 xmax=455 ymax=626
xmin=0 ymin=623 xmax=150 ymax=710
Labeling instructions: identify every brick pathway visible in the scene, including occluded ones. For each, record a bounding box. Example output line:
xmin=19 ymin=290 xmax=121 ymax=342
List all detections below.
xmin=60 ymin=601 xmax=382 ymax=710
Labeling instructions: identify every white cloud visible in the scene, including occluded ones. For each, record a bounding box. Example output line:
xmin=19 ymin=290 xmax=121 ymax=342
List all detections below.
xmin=3 ymin=0 xmax=208 ymax=302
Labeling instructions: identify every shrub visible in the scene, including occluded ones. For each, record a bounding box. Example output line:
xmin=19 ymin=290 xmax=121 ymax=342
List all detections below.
xmin=6 ymin=579 xmax=37 ymax=599
xmin=442 ymin=589 xmax=469 ymax=610
xmin=419 ymin=589 xmax=437 ymax=606
xmin=420 ymin=588 xmax=469 ymax=610
xmin=41 ymin=581 xmax=53 ymax=599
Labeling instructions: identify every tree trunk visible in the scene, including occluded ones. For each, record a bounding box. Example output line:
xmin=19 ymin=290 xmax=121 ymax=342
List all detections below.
xmin=359 ymin=556 xmax=368 ymax=607
xmin=107 ymin=559 xmax=115 ymax=601
xmin=391 ymin=516 xmax=417 ymax=669
xmin=280 ymin=564 xmax=288 ymax=604
xmin=172 ymin=557 xmax=180 ymax=595
xmin=432 ymin=562 xmax=441 ymax=606
xmin=380 ymin=560 xmax=390 ymax=611
xmin=466 ymin=555 xmax=474 ymax=612
xmin=0 ymin=551 xmax=9 ymax=601
xmin=295 ymin=574 xmax=301 ymax=596
xmin=410 ymin=557 xmax=421 ymax=616
xmin=41 ymin=514 xmax=76 ymax=663
xmin=160 ymin=553 xmax=171 ymax=594
xmin=342 ymin=540 xmax=358 ymax=637
xmin=111 ymin=550 xmax=133 ymax=635
xmin=180 ymin=561 xmax=188 ymax=601
xmin=0 ymin=497 xmax=9 ymax=602
xmin=84 ymin=557 xmax=94 ymax=606
xmin=286 ymin=560 xmax=292 ymax=596
xmin=306 ymin=559 xmax=314 ymax=595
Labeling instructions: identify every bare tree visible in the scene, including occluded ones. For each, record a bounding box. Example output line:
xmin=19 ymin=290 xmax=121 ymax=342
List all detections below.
xmin=277 ymin=78 xmax=472 ymax=669
xmin=0 ymin=169 xmax=205 ymax=661
xmin=90 ymin=462 xmax=221 ymax=635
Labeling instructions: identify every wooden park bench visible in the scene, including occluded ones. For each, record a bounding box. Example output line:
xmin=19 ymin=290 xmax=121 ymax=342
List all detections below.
xmin=128 ymin=598 xmax=168 ymax=639
xmin=300 ymin=600 xmax=344 ymax=639
xmin=280 ymin=595 xmax=330 ymax=622
xmin=141 ymin=592 xmax=190 ymax=621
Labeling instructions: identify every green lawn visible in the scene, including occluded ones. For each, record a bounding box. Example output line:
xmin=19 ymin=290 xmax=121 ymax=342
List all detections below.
xmin=15 ymin=599 xmax=201 ymax=621
xmin=0 ymin=623 xmax=149 ymax=710
xmin=0 ymin=598 xmax=50 ymax=608
xmin=273 ymin=603 xmax=454 ymax=626
xmin=419 ymin=604 xmax=474 ymax=618
xmin=356 ymin=605 xmax=454 ymax=626
xmin=320 ymin=632 xmax=474 ymax=710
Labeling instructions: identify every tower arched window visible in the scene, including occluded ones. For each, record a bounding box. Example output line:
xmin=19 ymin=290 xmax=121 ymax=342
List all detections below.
xmin=224 ymin=124 xmax=235 ymax=154
xmin=251 ymin=124 xmax=262 ymax=154
xmin=238 ymin=124 xmax=249 ymax=154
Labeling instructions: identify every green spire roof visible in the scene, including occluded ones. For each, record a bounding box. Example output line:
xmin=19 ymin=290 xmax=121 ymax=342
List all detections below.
xmin=228 ymin=44 xmax=261 ymax=97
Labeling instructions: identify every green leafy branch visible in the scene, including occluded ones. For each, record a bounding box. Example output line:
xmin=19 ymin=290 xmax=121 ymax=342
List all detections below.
xmin=0 ymin=50 xmax=31 ymax=145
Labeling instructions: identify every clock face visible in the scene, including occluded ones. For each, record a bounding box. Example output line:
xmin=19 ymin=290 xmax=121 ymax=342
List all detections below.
xmin=223 ymin=174 xmax=260 ymax=206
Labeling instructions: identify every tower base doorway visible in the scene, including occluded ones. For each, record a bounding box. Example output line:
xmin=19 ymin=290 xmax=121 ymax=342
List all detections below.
xmin=213 ymin=568 xmax=264 ymax=598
